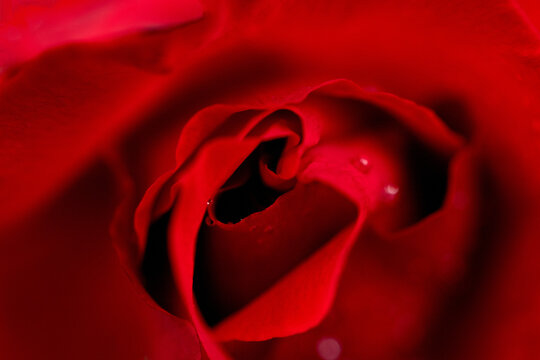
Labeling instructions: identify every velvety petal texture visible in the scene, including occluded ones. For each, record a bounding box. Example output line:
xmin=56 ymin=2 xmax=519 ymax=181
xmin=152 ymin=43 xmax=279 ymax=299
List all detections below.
xmin=1 ymin=0 xmax=540 ymax=360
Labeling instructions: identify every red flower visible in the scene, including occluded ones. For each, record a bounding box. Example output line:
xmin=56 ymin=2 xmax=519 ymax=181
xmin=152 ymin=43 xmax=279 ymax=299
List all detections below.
xmin=1 ymin=1 xmax=540 ymax=359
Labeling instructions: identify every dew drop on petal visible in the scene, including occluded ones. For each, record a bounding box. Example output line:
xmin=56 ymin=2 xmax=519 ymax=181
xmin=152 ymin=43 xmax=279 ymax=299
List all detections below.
xmin=263 ymin=225 xmax=274 ymax=233
xmin=383 ymin=184 xmax=399 ymax=201
xmin=249 ymin=225 xmax=257 ymax=232
xmin=350 ymin=156 xmax=371 ymax=173
xmin=317 ymin=337 xmax=341 ymax=360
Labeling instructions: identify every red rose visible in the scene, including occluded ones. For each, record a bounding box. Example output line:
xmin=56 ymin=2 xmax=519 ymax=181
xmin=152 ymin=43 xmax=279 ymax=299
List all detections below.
xmin=2 ymin=1 xmax=540 ymax=359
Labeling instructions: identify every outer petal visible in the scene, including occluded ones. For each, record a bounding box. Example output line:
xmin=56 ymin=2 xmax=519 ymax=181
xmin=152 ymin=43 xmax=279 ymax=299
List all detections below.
xmin=0 ymin=18 xmax=213 ymax=230
xmin=0 ymin=162 xmax=201 ymax=360
xmin=0 ymin=0 xmax=202 ymax=67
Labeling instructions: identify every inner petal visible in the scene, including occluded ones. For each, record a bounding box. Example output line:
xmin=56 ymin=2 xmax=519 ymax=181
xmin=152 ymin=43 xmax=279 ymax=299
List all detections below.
xmin=211 ymin=138 xmax=291 ymax=224
xmin=294 ymin=92 xmax=459 ymax=230
xmin=193 ymin=181 xmax=357 ymax=326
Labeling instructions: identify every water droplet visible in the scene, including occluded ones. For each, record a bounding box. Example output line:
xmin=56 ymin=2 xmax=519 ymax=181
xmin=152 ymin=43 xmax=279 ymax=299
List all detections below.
xmin=351 ymin=156 xmax=371 ymax=173
xmin=263 ymin=225 xmax=274 ymax=233
xmin=206 ymin=200 xmax=212 ymax=206
xmin=204 ymin=216 xmax=215 ymax=226
xmin=249 ymin=225 xmax=257 ymax=232
xmin=383 ymin=184 xmax=399 ymax=200
xmin=317 ymin=337 xmax=341 ymax=360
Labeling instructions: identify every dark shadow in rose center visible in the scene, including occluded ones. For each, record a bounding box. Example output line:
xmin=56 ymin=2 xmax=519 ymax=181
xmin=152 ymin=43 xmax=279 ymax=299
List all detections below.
xmin=213 ymin=138 xmax=288 ymax=224
xmin=193 ymin=137 xmax=358 ymax=327
xmin=140 ymin=211 xmax=181 ymax=314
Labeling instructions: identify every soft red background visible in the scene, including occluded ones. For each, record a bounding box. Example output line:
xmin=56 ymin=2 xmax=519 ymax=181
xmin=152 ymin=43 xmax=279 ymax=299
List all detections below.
xmin=1 ymin=0 xmax=540 ymax=359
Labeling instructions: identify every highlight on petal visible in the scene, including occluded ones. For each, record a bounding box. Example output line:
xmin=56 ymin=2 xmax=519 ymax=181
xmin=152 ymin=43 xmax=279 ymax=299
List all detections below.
xmin=0 ymin=0 xmax=203 ymax=67
xmin=0 ymin=12 xmax=208 ymax=230
xmin=511 ymin=0 xmax=540 ymax=39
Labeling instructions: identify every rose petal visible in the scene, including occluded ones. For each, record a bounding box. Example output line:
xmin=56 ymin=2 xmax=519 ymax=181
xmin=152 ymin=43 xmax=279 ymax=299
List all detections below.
xmin=224 ymin=135 xmax=478 ymax=360
xmin=0 ymin=26 xmax=204 ymax=230
xmin=0 ymin=0 xmax=203 ymax=67
xmin=168 ymin=136 xmax=291 ymax=359
xmin=511 ymin=0 xmax=540 ymax=39
xmin=196 ymin=181 xmax=357 ymax=327
xmin=214 ymin=223 xmax=360 ymax=342
xmin=0 ymin=162 xmax=201 ymax=359
xmin=302 ymin=80 xmax=465 ymax=155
